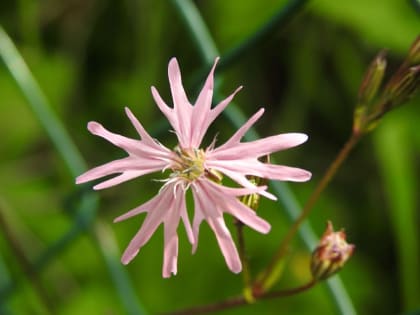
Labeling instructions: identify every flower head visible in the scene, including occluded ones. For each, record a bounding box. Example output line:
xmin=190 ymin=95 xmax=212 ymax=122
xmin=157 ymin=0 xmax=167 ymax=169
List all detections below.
xmin=76 ymin=57 xmax=311 ymax=277
xmin=310 ymin=221 xmax=355 ymax=281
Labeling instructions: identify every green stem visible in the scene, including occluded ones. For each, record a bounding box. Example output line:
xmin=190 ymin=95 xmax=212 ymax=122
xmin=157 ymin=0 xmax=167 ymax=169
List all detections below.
xmin=163 ymin=279 xmax=316 ymax=315
xmin=93 ymin=222 xmax=148 ymax=315
xmin=235 ymin=221 xmax=253 ymax=299
xmin=171 ymin=0 xmax=218 ymax=63
xmin=0 ymin=25 xmax=86 ymax=176
xmin=0 ymin=23 xmax=98 ymax=292
xmin=255 ymin=132 xmax=362 ymax=291
xmin=0 ymin=251 xmax=14 ymax=315
xmin=0 ymin=201 xmax=54 ymax=314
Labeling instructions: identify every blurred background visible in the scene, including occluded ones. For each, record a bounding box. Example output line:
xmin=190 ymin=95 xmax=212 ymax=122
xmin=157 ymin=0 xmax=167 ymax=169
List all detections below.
xmin=0 ymin=0 xmax=419 ymax=314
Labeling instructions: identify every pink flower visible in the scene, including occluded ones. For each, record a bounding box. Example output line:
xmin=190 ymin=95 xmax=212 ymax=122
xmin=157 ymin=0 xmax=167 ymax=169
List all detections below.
xmin=76 ymin=57 xmax=311 ymax=277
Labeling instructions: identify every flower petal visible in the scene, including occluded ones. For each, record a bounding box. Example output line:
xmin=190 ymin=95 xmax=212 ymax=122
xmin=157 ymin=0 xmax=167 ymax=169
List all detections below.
xmin=120 ymin=187 xmax=174 ymax=264
xmin=168 ymin=58 xmax=191 ymax=110
xmin=189 ymin=58 xmax=218 ymax=147
xmin=162 ymin=229 xmax=178 ymax=278
xmin=191 ymin=86 xmax=242 ymax=147
xmin=201 ymin=177 xmax=268 ymax=197
xmin=114 ymin=184 xmax=181 ymax=222
xmin=151 ymin=86 xmax=176 ymax=128
xmin=162 ymin=189 xmax=183 ymax=277
xmin=193 ymin=58 xmax=218 ymax=112
xmin=125 ymin=107 xmax=162 ymax=147
xmin=202 ymin=180 xmax=271 ymax=234
xmin=210 ymin=133 xmax=308 ymax=160
xmin=168 ymin=58 xmax=193 ymax=147
xmin=180 ymin=205 xmax=194 ymax=245
xmin=87 ymin=121 xmax=171 ymax=159
xmin=207 ymin=215 xmax=242 ymax=273
xmin=76 ymin=156 xmax=166 ymax=186
xmin=191 ymin=187 xmax=207 ymax=253
xmin=204 ymin=165 xmax=277 ymax=200
xmin=209 ymin=159 xmax=311 ymax=182
xmin=93 ymin=170 xmax=152 ymax=190
xmin=213 ymin=108 xmax=264 ymax=152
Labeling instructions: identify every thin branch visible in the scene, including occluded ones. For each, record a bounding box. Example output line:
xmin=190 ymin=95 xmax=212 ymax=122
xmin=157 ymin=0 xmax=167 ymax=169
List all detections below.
xmin=162 ymin=280 xmax=316 ymax=315
xmin=235 ymin=220 xmax=252 ymax=295
xmin=255 ymin=132 xmax=362 ymax=292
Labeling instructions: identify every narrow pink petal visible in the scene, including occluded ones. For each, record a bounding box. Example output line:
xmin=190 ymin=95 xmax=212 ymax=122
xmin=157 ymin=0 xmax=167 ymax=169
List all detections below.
xmin=162 ymin=185 xmax=185 ymax=277
xmin=120 ymin=188 xmax=173 ymax=264
xmin=189 ymin=58 xmax=218 ymax=147
xmin=207 ymin=216 xmax=242 ymax=273
xmin=168 ymin=58 xmax=192 ymax=147
xmin=125 ymin=107 xmax=161 ymax=147
xmin=194 ymin=57 xmax=218 ymax=111
xmin=191 ymin=187 xmax=207 ymax=253
xmin=205 ymin=165 xmax=277 ymax=200
xmin=75 ymin=156 xmax=166 ymax=185
xmin=201 ymin=180 xmax=271 ymax=234
xmin=221 ymin=198 xmax=271 ymax=234
xmin=213 ymin=108 xmax=264 ymax=152
xmin=256 ymin=164 xmax=312 ymax=182
xmin=76 ymin=157 xmax=138 ymax=183
xmin=114 ymin=184 xmax=176 ymax=222
xmin=162 ymin=230 xmax=178 ymax=278
xmin=209 ymin=86 xmax=243 ymax=123
xmin=121 ymin=212 xmax=163 ymax=264
xmin=88 ymin=121 xmax=141 ymax=152
xmin=210 ymin=160 xmax=311 ymax=182
xmin=168 ymin=58 xmax=190 ymax=109
xmin=87 ymin=121 xmax=171 ymax=159
xmin=93 ymin=170 xmax=155 ymax=190
xmin=151 ymin=86 xmax=174 ymax=121
xmin=202 ymin=178 xmax=268 ymax=197
xmin=210 ymin=133 xmax=308 ymax=160
xmin=180 ymin=204 xmax=194 ymax=245
xmin=191 ymin=86 xmax=243 ymax=148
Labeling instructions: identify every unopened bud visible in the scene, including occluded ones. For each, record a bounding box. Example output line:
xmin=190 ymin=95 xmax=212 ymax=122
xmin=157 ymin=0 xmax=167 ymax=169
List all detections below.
xmin=240 ymin=177 xmax=265 ymax=212
xmin=358 ymin=50 xmax=387 ymax=105
xmin=240 ymin=156 xmax=270 ymax=212
xmin=385 ymin=65 xmax=420 ymax=106
xmin=311 ymin=221 xmax=355 ymax=281
xmin=407 ymin=35 xmax=420 ymax=65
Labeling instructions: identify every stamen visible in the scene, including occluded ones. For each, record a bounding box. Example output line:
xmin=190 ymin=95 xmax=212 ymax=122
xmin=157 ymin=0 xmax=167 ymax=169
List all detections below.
xmin=170 ymin=146 xmax=206 ymax=182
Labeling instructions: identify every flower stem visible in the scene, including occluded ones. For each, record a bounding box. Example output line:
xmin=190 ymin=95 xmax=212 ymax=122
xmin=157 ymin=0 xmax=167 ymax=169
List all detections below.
xmin=235 ymin=221 xmax=253 ymax=301
xmin=255 ymin=132 xmax=362 ymax=292
xmin=163 ymin=279 xmax=316 ymax=315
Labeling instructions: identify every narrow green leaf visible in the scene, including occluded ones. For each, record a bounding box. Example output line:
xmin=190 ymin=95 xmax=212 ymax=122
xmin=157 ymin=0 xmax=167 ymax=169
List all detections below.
xmin=373 ymin=114 xmax=420 ymax=310
xmin=0 ymin=25 xmax=147 ymax=315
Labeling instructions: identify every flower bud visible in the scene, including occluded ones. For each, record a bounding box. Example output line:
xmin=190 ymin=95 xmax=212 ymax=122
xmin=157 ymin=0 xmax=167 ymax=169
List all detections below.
xmin=310 ymin=221 xmax=355 ymax=281
xmin=353 ymin=51 xmax=387 ymax=134
xmin=240 ymin=176 xmax=265 ymax=212
xmin=407 ymin=35 xmax=420 ymax=65
xmin=358 ymin=50 xmax=387 ymax=105
xmin=385 ymin=65 xmax=420 ymax=106
xmin=240 ymin=156 xmax=270 ymax=212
